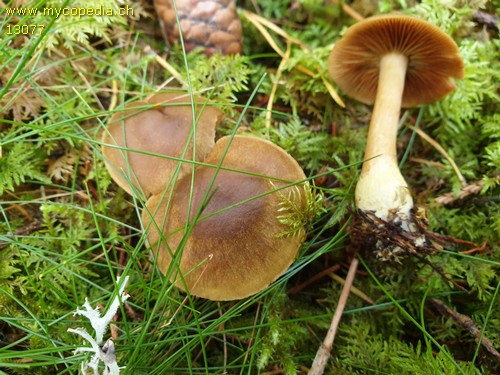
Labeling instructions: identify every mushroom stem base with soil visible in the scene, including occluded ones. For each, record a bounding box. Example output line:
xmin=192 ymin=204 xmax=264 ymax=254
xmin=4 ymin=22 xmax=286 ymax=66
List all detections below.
xmin=355 ymin=52 xmax=413 ymax=227
xmin=328 ymin=14 xmax=465 ymax=263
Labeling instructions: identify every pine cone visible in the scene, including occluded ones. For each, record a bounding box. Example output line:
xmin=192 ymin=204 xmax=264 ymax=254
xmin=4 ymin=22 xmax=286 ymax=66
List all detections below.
xmin=154 ymin=0 xmax=243 ymax=55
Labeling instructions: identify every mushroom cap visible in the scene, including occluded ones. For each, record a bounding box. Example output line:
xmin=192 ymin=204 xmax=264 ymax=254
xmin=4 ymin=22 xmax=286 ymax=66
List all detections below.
xmin=101 ymin=92 xmax=223 ymax=198
xmin=328 ymin=14 xmax=464 ymax=107
xmin=154 ymin=0 xmax=243 ymax=55
xmin=142 ymin=135 xmax=307 ymax=301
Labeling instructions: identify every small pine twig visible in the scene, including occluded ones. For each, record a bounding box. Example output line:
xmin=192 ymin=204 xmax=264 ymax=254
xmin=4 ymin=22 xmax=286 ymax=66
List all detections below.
xmin=330 ymin=0 xmax=365 ymax=22
xmin=287 ymin=264 xmax=341 ymax=296
xmin=144 ymin=45 xmax=185 ymax=86
xmin=473 ymin=11 xmax=500 ymax=32
xmin=408 ymin=125 xmax=467 ymax=187
xmin=266 ymin=41 xmax=291 ymax=128
xmin=308 ymin=256 xmax=359 ymax=375
xmin=242 ymin=10 xmax=308 ymax=49
xmin=242 ymin=10 xmax=345 ymax=108
xmin=459 ymin=241 xmax=488 ymax=255
xmin=109 ymin=79 xmax=118 ymax=112
xmin=435 ymin=179 xmax=486 ymax=205
xmin=429 ymin=298 xmax=500 ymax=363
xmin=327 ymin=273 xmax=374 ymax=305
xmin=435 ymin=181 xmax=484 ymax=206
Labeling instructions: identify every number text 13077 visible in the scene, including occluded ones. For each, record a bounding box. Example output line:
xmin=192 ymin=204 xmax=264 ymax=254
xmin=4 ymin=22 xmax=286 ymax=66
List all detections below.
xmin=6 ymin=24 xmax=45 ymax=35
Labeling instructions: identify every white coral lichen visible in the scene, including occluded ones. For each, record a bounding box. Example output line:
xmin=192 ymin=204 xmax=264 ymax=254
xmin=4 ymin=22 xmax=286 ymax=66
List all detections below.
xmin=68 ymin=276 xmax=130 ymax=375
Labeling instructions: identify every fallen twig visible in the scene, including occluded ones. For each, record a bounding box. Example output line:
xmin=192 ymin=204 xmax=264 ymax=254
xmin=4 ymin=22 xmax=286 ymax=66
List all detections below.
xmin=429 ymin=298 xmax=500 ymax=363
xmin=144 ymin=45 xmax=185 ymax=85
xmin=287 ymin=264 xmax=341 ymax=296
xmin=459 ymin=241 xmax=488 ymax=255
xmin=266 ymin=41 xmax=291 ymax=128
xmin=330 ymin=0 xmax=364 ymax=22
xmin=435 ymin=174 xmax=499 ymax=206
xmin=473 ymin=11 xmax=500 ymax=32
xmin=308 ymin=256 xmax=359 ymax=375
xmin=242 ymin=10 xmax=345 ymax=108
xmin=408 ymin=125 xmax=467 ymax=187
xmin=328 ymin=272 xmax=374 ymax=305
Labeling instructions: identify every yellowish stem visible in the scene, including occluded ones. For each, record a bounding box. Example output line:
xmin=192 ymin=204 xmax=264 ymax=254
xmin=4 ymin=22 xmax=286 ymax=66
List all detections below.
xmin=355 ymin=53 xmax=414 ymax=222
xmin=364 ymin=53 xmax=407 ymax=163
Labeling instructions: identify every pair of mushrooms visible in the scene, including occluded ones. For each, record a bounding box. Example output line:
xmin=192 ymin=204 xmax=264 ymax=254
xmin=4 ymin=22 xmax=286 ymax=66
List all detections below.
xmin=102 ymin=14 xmax=464 ymax=299
xmin=101 ymin=92 xmax=306 ymax=301
xmin=328 ymin=14 xmax=464 ymax=228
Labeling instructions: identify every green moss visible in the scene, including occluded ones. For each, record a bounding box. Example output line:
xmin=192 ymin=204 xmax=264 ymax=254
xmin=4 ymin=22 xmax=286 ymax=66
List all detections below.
xmin=0 ymin=0 xmax=498 ymax=373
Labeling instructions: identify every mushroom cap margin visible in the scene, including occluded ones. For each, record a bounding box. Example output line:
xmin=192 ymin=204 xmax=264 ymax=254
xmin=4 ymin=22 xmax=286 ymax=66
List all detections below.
xmin=328 ymin=14 xmax=464 ymax=107
xmin=101 ymin=92 xmax=223 ymax=198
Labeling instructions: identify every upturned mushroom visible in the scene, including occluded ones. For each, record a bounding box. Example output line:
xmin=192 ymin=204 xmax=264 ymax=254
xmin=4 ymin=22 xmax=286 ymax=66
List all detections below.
xmin=101 ymin=92 xmax=223 ymax=198
xmin=142 ymin=135 xmax=307 ymax=301
xmin=154 ymin=0 xmax=243 ymax=55
xmin=328 ymin=14 xmax=464 ymax=227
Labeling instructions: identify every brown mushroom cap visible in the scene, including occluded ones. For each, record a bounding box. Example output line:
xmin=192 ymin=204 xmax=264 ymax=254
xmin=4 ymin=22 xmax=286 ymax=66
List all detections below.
xmin=142 ymin=135 xmax=307 ymax=301
xmin=328 ymin=14 xmax=464 ymax=107
xmin=101 ymin=92 xmax=223 ymax=198
xmin=154 ymin=0 xmax=243 ymax=55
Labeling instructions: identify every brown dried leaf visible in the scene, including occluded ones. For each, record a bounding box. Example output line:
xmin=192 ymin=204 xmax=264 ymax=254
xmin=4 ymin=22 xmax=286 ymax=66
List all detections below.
xmin=47 ymin=148 xmax=78 ymax=182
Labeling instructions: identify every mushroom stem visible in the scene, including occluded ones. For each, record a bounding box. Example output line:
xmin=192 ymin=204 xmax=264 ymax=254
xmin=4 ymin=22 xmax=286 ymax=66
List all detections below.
xmin=355 ymin=52 xmax=414 ymax=223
